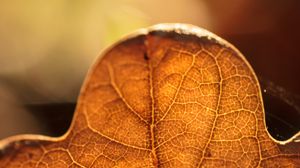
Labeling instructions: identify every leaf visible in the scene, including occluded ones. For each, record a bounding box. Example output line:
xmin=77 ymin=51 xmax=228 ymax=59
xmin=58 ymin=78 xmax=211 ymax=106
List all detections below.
xmin=0 ymin=23 xmax=299 ymax=168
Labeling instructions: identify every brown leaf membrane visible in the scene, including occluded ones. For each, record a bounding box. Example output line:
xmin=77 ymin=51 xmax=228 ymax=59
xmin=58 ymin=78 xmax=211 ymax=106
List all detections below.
xmin=0 ymin=24 xmax=299 ymax=167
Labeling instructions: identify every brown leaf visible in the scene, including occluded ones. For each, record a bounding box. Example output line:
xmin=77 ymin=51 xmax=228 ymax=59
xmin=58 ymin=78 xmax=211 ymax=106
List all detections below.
xmin=0 ymin=24 xmax=299 ymax=167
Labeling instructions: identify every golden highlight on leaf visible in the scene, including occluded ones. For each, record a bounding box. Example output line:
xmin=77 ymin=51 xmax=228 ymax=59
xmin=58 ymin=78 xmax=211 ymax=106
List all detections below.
xmin=0 ymin=24 xmax=299 ymax=167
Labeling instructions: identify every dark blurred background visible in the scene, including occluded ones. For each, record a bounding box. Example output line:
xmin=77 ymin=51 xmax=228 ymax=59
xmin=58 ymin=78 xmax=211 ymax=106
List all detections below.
xmin=0 ymin=0 xmax=299 ymax=141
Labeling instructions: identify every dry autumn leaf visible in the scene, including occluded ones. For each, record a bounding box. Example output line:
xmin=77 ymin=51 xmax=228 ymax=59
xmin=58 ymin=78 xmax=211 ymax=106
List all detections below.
xmin=0 ymin=24 xmax=299 ymax=168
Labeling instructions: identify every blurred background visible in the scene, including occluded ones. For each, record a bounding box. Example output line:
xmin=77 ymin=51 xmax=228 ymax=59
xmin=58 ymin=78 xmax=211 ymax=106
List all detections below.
xmin=0 ymin=0 xmax=299 ymax=141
